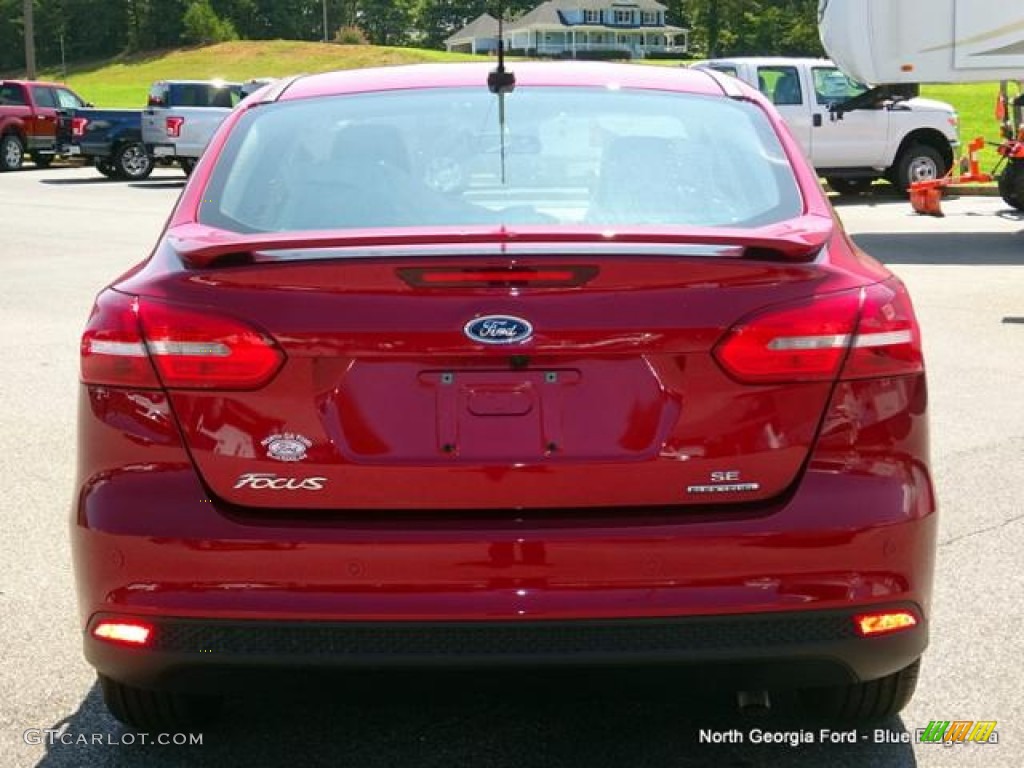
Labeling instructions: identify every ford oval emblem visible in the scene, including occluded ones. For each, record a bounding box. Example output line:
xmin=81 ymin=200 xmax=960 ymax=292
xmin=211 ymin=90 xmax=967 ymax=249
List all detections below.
xmin=464 ymin=315 xmax=534 ymax=345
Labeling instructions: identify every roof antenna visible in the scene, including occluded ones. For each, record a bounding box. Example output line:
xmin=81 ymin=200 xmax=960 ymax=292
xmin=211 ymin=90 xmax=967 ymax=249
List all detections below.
xmin=487 ymin=5 xmax=516 ymax=95
xmin=487 ymin=2 xmax=515 ymax=184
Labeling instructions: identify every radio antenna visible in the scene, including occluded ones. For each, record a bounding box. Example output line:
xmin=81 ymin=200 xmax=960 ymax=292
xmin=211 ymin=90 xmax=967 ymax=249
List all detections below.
xmin=487 ymin=2 xmax=515 ymax=184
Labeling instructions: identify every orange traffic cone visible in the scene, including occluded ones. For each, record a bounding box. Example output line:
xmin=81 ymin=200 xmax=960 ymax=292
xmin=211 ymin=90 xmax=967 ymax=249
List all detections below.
xmin=910 ymin=183 xmax=945 ymax=217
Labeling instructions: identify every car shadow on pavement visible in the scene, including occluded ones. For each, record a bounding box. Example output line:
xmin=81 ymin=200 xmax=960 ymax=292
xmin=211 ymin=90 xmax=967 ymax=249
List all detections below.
xmin=852 ymin=231 xmax=1024 ymax=265
xmin=128 ymin=181 xmax=186 ymax=190
xmin=38 ymin=177 xmax=124 ymax=185
xmin=31 ymin=671 xmax=917 ymax=768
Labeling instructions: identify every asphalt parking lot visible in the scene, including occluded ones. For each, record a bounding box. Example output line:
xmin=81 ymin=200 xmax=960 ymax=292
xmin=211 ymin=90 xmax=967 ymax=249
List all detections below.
xmin=1 ymin=165 xmax=1022 ymax=768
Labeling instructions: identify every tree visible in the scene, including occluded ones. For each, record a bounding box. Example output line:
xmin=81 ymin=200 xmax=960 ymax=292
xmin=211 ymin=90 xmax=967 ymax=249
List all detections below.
xmin=183 ymin=0 xmax=238 ymax=43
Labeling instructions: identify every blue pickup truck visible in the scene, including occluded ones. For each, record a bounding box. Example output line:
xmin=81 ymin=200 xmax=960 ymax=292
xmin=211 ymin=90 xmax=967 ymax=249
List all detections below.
xmin=56 ymin=108 xmax=153 ymax=180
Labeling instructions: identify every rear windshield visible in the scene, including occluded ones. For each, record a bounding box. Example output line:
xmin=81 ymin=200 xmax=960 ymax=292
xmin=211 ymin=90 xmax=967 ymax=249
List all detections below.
xmin=200 ymin=86 xmax=803 ymax=234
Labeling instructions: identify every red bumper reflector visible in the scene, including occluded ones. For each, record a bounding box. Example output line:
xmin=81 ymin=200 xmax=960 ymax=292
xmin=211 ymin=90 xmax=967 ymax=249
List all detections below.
xmin=854 ymin=611 xmax=918 ymax=637
xmin=92 ymin=620 xmax=154 ymax=646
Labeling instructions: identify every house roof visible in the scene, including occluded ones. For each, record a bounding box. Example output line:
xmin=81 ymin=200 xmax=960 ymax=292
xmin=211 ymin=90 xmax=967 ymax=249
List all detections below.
xmin=445 ymin=13 xmax=500 ymax=44
xmin=507 ymin=3 xmax=565 ymax=31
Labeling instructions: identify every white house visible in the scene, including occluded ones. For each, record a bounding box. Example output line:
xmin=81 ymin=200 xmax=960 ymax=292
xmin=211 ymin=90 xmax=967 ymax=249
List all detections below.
xmin=445 ymin=0 xmax=688 ymax=59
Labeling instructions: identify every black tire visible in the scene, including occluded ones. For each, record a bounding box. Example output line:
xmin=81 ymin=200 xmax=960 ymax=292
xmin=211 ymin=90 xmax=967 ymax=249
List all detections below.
xmin=30 ymin=152 xmax=54 ymax=169
xmin=96 ymin=159 xmax=121 ymax=179
xmin=99 ymin=675 xmax=222 ymax=731
xmin=998 ymin=158 xmax=1024 ymax=211
xmin=112 ymin=141 xmax=154 ymax=181
xmin=1 ymin=133 xmax=25 ymax=171
xmin=179 ymin=158 xmax=196 ymax=176
xmin=799 ymin=658 xmax=922 ymax=722
xmin=826 ymin=177 xmax=874 ymax=196
xmin=892 ymin=143 xmax=946 ymax=192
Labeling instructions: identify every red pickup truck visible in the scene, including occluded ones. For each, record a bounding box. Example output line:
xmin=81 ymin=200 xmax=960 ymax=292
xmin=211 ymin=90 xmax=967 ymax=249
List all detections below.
xmin=0 ymin=79 xmax=88 ymax=171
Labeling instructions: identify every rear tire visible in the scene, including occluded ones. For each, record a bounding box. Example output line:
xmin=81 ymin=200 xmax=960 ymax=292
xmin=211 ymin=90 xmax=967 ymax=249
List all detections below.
xmin=113 ymin=141 xmax=154 ymax=181
xmin=892 ymin=144 xmax=946 ymax=192
xmin=826 ymin=177 xmax=874 ymax=196
xmin=799 ymin=658 xmax=922 ymax=722
xmin=179 ymin=158 xmax=196 ymax=176
xmin=998 ymin=158 xmax=1024 ymax=210
xmin=1 ymin=133 xmax=25 ymax=171
xmin=99 ymin=675 xmax=222 ymax=731
xmin=30 ymin=152 xmax=54 ymax=168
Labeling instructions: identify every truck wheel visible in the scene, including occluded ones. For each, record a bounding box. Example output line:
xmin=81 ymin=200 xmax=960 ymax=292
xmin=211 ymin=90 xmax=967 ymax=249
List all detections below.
xmin=179 ymin=158 xmax=196 ymax=176
xmin=99 ymin=675 xmax=221 ymax=731
xmin=30 ymin=152 xmax=54 ymax=169
xmin=798 ymin=658 xmax=921 ymax=722
xmin=113 ymin=142 xmax=154 ymax=181
xmin=1 ymin=133 xmax=25 ymax=171
xmin=826 ymin=177 xmax=874 ymax=196
xmin=998 ymin=158 xmax=1024 ymax=211
xmin=96 ymin=160 xmax=121 ymax=179
xmin=893 ymin=144 xmax=945 ymax=192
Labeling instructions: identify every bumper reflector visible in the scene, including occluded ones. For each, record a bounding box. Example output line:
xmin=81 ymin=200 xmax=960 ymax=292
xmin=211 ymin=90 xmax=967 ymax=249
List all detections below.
xmin=854 ymin=610 xmax=918 ymax=637
xmin=92 ymin=620 xmax=154 ymax=646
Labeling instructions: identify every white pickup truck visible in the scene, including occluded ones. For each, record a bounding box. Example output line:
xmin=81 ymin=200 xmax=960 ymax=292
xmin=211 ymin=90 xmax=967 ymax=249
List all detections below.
xmin=142 ymin=80 xmax=243 ymax=175
xmin=691 ymin=57 xmax=960 ymax=194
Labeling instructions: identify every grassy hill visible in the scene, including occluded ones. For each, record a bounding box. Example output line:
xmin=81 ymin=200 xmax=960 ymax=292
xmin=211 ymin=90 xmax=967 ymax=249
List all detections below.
xmin=50 ymin=40 xmax=482 ymax=106
xmin=42 ymin=40 xmax=1007 ymax=174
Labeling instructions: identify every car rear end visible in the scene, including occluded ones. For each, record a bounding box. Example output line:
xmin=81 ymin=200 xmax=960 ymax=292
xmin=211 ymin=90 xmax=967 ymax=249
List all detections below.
xmin=144 ymin=81 xmax=240 ymax=164
xmin=73 ymin=63 xmax=936 ymax=729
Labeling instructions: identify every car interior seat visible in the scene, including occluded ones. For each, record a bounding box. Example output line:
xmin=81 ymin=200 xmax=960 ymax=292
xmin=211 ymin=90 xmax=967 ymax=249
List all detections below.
xmin=773 ymin=72 xmax=802 ymax=105
xmin=588 ymin=136 xmax=689 ymax=225
xmin=288 ymin=123 xmax=415 ymax=229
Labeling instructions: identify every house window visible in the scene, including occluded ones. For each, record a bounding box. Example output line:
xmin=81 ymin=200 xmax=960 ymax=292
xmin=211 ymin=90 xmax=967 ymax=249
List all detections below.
xmin=613 ymin=10 xmax=633 ymax=25
xmin=584 ymin=10 xmax=600 ymax=23
xmin=642 ymin=11 xmax=658 ymax=24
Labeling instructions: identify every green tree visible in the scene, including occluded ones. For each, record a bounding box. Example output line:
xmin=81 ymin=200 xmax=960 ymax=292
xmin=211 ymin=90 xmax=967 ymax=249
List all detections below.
xmin=183 ymin=0 xmax=238 ymax=43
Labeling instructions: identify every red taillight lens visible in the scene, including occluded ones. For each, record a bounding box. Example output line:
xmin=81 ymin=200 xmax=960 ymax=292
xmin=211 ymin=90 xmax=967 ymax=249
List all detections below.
xmin=81 ymin=291 xmax=161 ymax=387
xmin=854 ymin=610 xmax=918 ymax=637
xmin=81 ymin=290 xmax=284 ymax=390
xmin=842 ymin=281 xmax=924 ymax=379
xmin=165 ymin=116 xmax=184 ymax=138
xmin=714 ymin=279 xmax=923 ymax=384
xmin=92 ymin=619 xmax=154 ymax=646
xmin=714 ymin=291 xmax=860 ymax=383
xmin=71 ymin=117 xmax=88 ymax=137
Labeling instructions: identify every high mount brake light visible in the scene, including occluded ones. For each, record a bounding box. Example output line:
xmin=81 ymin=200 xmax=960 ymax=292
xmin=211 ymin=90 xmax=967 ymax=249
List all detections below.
xmin=714 ymin=280 xmax=923 ymax=384
xmin=398 ymin=265 xmax=598 ymax=288
xmin=80 ymin=290 xmax=284 ymax=389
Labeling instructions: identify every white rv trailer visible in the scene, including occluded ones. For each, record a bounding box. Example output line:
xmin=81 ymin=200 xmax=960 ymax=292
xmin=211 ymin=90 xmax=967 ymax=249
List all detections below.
xmin=819 ymin=0 xmax=1024 ymax=85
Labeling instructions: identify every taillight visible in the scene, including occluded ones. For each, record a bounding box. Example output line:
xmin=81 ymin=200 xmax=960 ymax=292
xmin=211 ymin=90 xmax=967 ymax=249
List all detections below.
xmin=714 ymin=279 xmax=923 ymax=384
xmin=81 ymin=291 xmax=160 ymax=388
xmin=71 ymin=117 xmax=88 ymax=137
xmin=165 ymin=116 xmax=184 ymax=138
xmin=81 ymin=290 xmax=284 ymax=390
xmin=842 ymin=281 xmax=923 ymax=379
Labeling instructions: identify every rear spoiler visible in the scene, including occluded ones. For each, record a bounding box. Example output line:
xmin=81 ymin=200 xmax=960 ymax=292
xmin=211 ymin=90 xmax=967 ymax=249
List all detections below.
xmin=169 ymin=217 xmax=834 ymax=269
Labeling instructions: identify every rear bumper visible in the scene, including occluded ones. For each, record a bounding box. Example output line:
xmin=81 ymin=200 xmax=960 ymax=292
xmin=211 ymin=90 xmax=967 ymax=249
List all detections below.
xmin=84 ymin=607 xmax=927 ymax=692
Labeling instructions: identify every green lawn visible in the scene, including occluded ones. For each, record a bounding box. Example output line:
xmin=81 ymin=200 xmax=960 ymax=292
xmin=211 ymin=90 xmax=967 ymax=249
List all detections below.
xmin=45 ymin=40 xmax=484 ymax=107
xmin=921 ymin=82 xmax=1006 ymax=174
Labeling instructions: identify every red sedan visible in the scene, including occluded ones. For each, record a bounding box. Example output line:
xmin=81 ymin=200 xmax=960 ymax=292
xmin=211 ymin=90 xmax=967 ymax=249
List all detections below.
xmin=73 ymin=62 xmax=935 ymax=730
